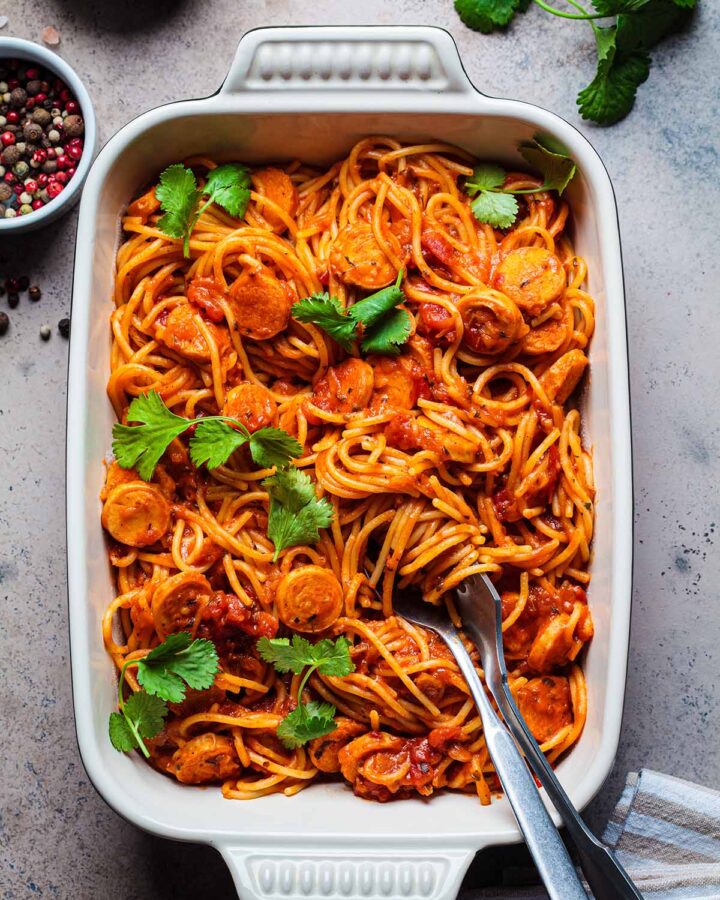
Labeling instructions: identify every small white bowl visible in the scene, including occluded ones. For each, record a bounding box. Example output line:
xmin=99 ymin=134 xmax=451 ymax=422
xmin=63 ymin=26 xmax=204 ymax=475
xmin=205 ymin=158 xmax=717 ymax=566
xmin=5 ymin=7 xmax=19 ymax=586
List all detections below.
xmin=0 ymin=36 xmax=96 ymax=233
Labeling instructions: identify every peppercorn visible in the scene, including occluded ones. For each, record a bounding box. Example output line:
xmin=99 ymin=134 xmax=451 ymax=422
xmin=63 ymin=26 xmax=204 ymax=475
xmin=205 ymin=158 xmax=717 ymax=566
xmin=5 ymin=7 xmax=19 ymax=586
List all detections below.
xmin=31 ymin=107 xmax=51 ymax=127
xmin=25 ymin=79 xmax=42 ymax=97
xmin=40 ymin=324 xmax=51 ymax=341
xmin=63 ymin=114 xmax=84 ymax=138
xmin=29 ymin=285 xmax=41 ymax=301
xmin=0 ymin=311 xmax=8 ymax=336
xmin=58 ymin=317 xmax=70 ymax=338
xmin=0 ymin=182 xmax=11 ymax=202
xmin=23 ymin=121 xmax=43 ymax=143
xmin=6 ymin=277 xmax=19 ymax=293
xmin=9 ymin=87 xmax=27 ymax=108
xmin=7 ymin=292 xmax=18 ymax=308
xmin=1 ymin=144 xmax=19 ymax=166
xmin=18 ymin=275 xmax=29 ymax=291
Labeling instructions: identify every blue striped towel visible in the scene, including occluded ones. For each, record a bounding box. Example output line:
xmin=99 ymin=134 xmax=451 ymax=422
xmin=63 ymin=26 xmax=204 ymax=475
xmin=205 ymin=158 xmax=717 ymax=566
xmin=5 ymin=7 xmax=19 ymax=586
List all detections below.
xmin=463 ymin=769 xmax=720 ymax=898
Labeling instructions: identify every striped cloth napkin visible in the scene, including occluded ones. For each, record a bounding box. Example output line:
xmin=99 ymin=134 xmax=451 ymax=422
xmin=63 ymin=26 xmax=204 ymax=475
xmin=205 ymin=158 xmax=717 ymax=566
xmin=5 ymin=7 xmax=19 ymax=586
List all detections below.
xmin=463 ymin=769 xmax=720 ymax=899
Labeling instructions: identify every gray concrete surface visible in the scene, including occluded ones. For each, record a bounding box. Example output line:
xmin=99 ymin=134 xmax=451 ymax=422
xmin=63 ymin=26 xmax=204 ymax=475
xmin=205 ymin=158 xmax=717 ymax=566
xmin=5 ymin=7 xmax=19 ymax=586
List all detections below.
xmin=1 ymin=1 xmax=718 ymax=897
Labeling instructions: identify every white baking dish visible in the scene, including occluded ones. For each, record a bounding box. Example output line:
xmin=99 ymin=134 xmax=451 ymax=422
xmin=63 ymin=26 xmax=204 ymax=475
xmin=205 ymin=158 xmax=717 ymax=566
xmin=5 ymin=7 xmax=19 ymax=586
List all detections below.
xmin=66 ymin=25 xmax=632 ymax=900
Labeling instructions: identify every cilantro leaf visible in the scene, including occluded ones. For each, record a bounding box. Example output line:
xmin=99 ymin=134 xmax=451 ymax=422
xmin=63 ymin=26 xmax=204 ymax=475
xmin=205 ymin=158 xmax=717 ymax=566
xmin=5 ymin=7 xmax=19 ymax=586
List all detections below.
xmin=264 ymin=468 xmax=334 ymax=559
xmin=454 ymin=0 xmax=529 ymax=32
xmin=470 ymin=191 xmax=519 ymax=229
xmin=257 ymin=635 xmax=316 ymax=674
xmin=156 ymin=164 xmax=200 ymax=241
xmin=465 ymin=164 xmax=506 ymax=194
xmin=248 ymin=427 xmax=303 ymax=470
xmin=518 ymin=135 xmax=577 ymax=195
xmin=189 ymin=419 xmax=250 ymax=470
xmin=113 ymin=391 xmax=300 ymax=480
xmin=577 ymin=24 xmax=650 ymax=125
xmin=348 ymin=270 xmax=404 ymax=330
xmin=276 ymin=701 xmax=338 ymax=749
xmin=124 ymin=690 xmax=168 ymax=738
xmin=360 ymin=308 xmax=413 ymax=356
xmin=292 ymin=293 xmax=357 ymax=351
xmin=112 ymin=390 xmax=190 ymax=481
xmin=203 ymin=163 xmax=251 ymax=218
xmin=109 ymin=711 xmax=137 ymax=752
xmin=257 ymin=635 xmax=355 ymax=677
xmin=137 ymin=633 xmax=219 ymax=701
xmin=266 ymin=490 xmax=334 ymax=561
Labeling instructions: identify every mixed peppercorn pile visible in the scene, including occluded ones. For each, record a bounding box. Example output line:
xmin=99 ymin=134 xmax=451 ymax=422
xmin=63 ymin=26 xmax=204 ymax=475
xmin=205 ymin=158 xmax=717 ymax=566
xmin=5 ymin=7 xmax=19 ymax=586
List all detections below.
xmin=0 ymin=57 xmax=85 ymax=218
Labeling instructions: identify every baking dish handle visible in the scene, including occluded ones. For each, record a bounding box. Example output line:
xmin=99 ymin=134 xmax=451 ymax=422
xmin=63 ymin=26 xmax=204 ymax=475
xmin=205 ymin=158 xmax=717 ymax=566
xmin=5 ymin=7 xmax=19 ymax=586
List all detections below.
xmin=217 ymin=842 xmax=476 ymax=900
xmin=220 ymin=26 xmax=477 ymax=96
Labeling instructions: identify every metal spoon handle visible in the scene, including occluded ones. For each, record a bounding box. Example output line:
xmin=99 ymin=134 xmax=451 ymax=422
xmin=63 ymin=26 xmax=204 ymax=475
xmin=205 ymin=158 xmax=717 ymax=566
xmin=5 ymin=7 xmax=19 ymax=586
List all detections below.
xmin=447 ymin=634 xmax=589 ymax=900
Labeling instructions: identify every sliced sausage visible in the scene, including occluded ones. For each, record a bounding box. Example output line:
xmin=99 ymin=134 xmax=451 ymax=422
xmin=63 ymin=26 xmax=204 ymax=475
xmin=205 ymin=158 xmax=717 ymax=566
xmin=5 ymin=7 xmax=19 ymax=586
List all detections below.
xmin=516 ymin=676 xmax=572 ymax=743
xmin=309 ymin=717 xmax=366 ymax=773
xmin=306 ymin=358 xmax=374 ymax=422
xmin=275 ymin=565 xmax=344 ymax=633
xmin=222 ymin=382 xmax=278 ymax=433
xmin=538 ymin=349 xmax=588 ymax=404
xmin=252 ymin=167 xmax=298 ymax=232
xmin=522 ymin=316 xmax=567 ymax=355
xmin=493 ymin=247 xmax=566 ymax=316
xmin=330 ymin=222 xmax=397 ymax=290
xmin=151 ymin=571 xmax=212 ymax=638
xmin=101 ymin=481 xmax=171 ymax=548
xmin=169 ymin=734 xmax=241 ymax=784
xmin=156 ymin=303 xmax=228 ymax=362
xmin=227 ymin=268 xmax=294 ymax=341
xmin=461 ymin=292 xmax=528 ymax=355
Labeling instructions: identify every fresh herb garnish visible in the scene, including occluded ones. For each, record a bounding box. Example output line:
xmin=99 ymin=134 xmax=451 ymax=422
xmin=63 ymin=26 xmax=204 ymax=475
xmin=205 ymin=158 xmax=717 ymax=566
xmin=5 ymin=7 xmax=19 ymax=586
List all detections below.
xmin=465 ymin=136 xmax=576 ymax=229
xmin=262 ymin=467 xmax=334 ymax=561
xmin=112 ymin=390 xmax=301 ymax=481
xmin=156 ymin=162 xmax=251 ymax=257
xmin=454 ymin=0 xmax=696 ymax=125
xmin=292 ymin=270 xmax=412 ymax=356
xmin=108 ymin=632 xmax=219 ymax=757
xmin=257 ymin=635 xmax=355 ymax=748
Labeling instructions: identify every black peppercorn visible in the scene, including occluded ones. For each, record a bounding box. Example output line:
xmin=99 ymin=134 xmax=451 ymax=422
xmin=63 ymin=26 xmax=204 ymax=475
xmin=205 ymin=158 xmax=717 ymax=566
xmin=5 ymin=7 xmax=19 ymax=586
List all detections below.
xmin=0 ymin=312 xmax=9 ymax=336
xmin=31 ymin=107 xmax=52 ymax=127
xmin=29 ymin=285 xmax=42 ymax=301
xmin=25 ymin=79 xmax=42 ymax=97
xmin=18 ymin=275 xmax=29 ymax=292
xmin=23 ymin=122 xmax=43 ymax=143
xmin=9 ymin=87 xmax=27 ymax=108
xmin=1 ymin=145 xmax=21 ymax=166
xmin=7 ymin=293 xmax=19 ymax=309
xmin=58 ymin=317 xmax=71 ymax=338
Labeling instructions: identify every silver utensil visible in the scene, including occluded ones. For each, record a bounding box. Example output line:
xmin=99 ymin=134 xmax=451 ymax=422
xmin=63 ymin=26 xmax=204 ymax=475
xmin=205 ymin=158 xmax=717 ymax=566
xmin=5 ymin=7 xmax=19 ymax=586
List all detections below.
xmin=454 ymin=574 xmax=643 ymax=900
xmin=392 ymin=589 xmax=589 ymax=900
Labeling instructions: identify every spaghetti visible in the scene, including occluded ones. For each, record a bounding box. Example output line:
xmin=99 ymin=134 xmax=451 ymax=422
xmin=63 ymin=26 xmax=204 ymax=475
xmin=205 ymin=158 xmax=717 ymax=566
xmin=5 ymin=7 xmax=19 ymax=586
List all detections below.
xmin=102 ymin=137 xmax=595 ymax=803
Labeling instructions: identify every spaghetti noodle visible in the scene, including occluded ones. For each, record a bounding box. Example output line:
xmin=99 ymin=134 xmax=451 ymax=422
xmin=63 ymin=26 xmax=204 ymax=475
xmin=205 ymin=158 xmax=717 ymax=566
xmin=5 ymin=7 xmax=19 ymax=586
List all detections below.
xmin=102 ymin=137 xmax=595 ymax=803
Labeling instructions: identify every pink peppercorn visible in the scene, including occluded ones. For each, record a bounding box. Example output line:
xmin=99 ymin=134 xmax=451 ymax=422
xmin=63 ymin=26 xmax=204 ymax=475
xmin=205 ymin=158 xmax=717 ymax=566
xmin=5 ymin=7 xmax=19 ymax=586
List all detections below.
xmin=13 ymin=183 xmax=24 ymax=195
xmin=25 ymin=98 xmax=35 ymax=110
xmin=6 ymin=111 xmax=19 ymax=124
xmin=37 ymin=173 xmax=49 ymax=187
xmin=55 ymin=171 xmax=69 ymax=185
xmin=31 ymin=198 xmax=43 ymax=210
xmin=46 ymin=148 xmax=56 ymax=159
xmin=4 ymin=172 xmax=16 ymax=185
xmin=34 ymin=92 xmax=47 ymax=104
xmin=66 ymin=143 xmax=82 ymax=161
xmin=55 ymin=154 xmax=68 ymax=169
xmin=32 ymin=148 xmax=47 ymax=164
xmin=7 ymin=78 xmax=19 ymax=89
xmin=66 ymin=166 xmax=76 ymax=178
xmin=1 ymin=132 xmax=16 ymax=146
xmin=24 ymin=179 xmax=38 ymax=193
xmin=65 ymin=100 xmax=79 ymax=114
xmin=47 ymin=181 xmax=63 ymax=199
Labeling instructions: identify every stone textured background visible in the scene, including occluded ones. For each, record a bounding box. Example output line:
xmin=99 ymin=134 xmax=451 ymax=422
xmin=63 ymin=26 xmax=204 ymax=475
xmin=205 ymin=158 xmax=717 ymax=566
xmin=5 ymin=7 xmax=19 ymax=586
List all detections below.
xmin=0 ymin=1 xmax=718 ymax=897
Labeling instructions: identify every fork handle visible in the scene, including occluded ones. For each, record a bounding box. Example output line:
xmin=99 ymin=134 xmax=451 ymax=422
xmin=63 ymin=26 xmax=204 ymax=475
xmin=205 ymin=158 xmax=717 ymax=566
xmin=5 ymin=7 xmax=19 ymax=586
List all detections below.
xmin=448 ymin=636 xmax=589 ymax=900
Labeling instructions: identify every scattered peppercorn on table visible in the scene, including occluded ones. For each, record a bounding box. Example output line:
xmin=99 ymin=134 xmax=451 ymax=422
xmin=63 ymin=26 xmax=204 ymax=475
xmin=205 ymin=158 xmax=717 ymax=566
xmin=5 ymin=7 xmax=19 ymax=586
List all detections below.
xmin=0 ymin=3 xmax=717 ymax=898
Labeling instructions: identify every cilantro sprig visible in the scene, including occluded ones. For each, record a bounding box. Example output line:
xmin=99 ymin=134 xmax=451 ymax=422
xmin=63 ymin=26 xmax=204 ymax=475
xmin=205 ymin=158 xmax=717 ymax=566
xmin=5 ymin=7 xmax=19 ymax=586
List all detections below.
xmin=454 ymin=0 xmax=696 ymax=125
xmin=257 ymin=635 xmax=355 ymax=748
xmin=109 ymin=632 xmax=219 ymax=757
xmin=112 ymin=390 xmax=302 ymax=481
xmin=465 ymin=136 xmax=576 ymax=229
xmin=262 ymin=467 xmax=334 ymax=561
xmin=292 ymin=270 xmax=412 ymax=356
xmin=156 ymin=162 xmax=251 ymax=257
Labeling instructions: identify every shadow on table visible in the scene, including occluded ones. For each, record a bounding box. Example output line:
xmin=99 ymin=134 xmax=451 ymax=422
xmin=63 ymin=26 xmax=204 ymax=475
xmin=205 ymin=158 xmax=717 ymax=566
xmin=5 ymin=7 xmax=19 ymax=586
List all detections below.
xmin=44 ymin=0 xmax=195 ymax=34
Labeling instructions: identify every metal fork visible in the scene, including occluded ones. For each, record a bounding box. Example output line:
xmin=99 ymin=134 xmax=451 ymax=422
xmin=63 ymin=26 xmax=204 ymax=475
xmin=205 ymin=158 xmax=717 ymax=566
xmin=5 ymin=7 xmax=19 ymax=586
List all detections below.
xmin=454 ymin=574 xmax=642 ymax=900
xmin=393 ymin=575 xmax=642 ymax=900
xmin=392 ymin=586 xmax=589 ymax=900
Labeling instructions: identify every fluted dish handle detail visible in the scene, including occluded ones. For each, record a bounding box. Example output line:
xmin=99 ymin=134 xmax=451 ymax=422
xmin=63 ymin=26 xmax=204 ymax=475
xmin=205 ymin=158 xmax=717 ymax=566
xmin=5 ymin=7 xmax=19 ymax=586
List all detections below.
xmin=220 ymin=26 xmax=477 ymax=96
xmin=217 ymin=844 xmax=475 ymax=900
